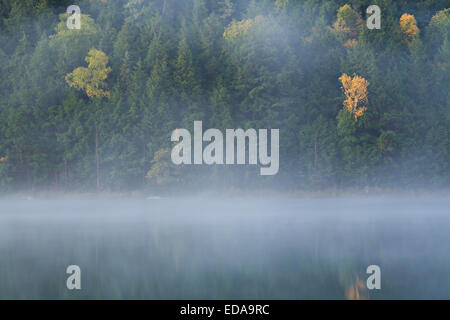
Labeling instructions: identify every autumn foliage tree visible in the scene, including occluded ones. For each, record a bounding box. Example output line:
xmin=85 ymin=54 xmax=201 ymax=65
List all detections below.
xmin=0 ymin=0 xmax=449 ymax=191
xmin=339 ymin=73 xmax=369 ymax=121
xmin=65 ymin=49 xmax=111 ymax=190
xmin=223 ymin=16 xmax=264 ymax=41
xmin=400 ymin=13 xmax=420 ymax=45
xmin=65 ymin=49 xmax=111 ymax=98
xmin=426 ymin=8 xmax=450 ymax=70
xmin=146 ymin=148 xmax=180 ymax=187
xmin=332 ymin=4 xmax=363 ymax=47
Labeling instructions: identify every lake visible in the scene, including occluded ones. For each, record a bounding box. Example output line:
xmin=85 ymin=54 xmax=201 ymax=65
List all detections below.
xmin=0 ymin=197 xmax=449 ymax=299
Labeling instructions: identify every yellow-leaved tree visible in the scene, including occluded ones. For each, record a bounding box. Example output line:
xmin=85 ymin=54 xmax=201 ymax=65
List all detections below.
xmin=339 ymin=73 xmax=369 ymax=121
xmin=223 ymin=16 xmax=264 ymax=41
xmin=65 ymin=49 xmax=111 ymax=190
xmin=400 ymin=13 xmax=420 ymax=45
xmin=426 ymin=8 xmax=450 ymax=70
xmin=65 ymin=49 xmax=111 ymax=98
xmin=332 ymin=4 xmax=363 ymax=47
xmin=146 ymin=148 xmax=180 ymax=188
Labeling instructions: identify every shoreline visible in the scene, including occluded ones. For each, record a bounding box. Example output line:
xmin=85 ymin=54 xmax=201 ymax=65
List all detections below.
xmin=1 ymin=187 xmax=450 ymax=200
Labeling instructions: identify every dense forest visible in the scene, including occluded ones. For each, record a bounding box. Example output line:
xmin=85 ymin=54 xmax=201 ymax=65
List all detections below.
xmin=0 ymin=0 xmax=448 ymax=193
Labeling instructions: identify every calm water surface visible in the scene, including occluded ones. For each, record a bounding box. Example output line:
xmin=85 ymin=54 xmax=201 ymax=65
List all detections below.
xmin=0 ymin=197 xmax=449 ymax=299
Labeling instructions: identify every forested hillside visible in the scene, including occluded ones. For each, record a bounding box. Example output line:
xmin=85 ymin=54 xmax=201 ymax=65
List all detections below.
xmin=0 ymin=0 xmax=449 ymax=192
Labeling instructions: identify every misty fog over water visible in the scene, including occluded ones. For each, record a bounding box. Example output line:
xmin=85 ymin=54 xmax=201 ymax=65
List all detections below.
xmin=1 ymin=197 xmax=449 ymax=299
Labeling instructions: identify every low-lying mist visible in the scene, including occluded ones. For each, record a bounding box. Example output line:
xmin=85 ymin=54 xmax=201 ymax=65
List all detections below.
xmin=1 ymin=196 xmax=449 ymax=299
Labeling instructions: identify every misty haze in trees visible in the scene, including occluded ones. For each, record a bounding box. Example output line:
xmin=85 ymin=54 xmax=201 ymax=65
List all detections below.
xmin=0 ymin=0 xmax=448 ymax=193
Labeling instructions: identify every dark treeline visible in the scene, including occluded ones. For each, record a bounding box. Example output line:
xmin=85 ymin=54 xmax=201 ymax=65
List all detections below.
xmin=0 ymin=0 xmax=448 ymax=193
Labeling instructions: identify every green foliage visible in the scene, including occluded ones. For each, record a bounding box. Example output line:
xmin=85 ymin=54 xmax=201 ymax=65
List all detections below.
xmin=0 ymin=0 xmax=449 ymax=192
xmin=146 ymin=148 xmax=180 ymax=187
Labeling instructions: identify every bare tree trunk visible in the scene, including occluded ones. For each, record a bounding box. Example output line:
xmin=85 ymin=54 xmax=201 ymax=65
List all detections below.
xmin=64 ymin=159 xmax=68 ymax=184
xmin=142 ymin=131 xmax=146 ymax=185
xmin=314 ymin=136 xmax=318 ymax=169
xmin=95 ymin=122 xmax=100 ymax=191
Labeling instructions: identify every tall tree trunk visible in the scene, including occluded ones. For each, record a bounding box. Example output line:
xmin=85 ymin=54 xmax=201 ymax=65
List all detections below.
xmin=142 ymin=129 xmax=147 ymax=186
xmin=95 ymin=122 xmax=100 ymax=191
xmin=314 ymin=136 xmax=318 ymax=170
xmin=64 ymin=159 xmax=68 ymax=185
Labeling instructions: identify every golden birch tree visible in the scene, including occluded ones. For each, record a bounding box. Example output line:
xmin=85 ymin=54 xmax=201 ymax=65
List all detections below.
xmin=65 ymin=49 xmax=111 ymax=98
xmin=339 ymin=73 xmax=369 ymax=121
xmin=400 ymin=13 xmax=420 ymax=45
